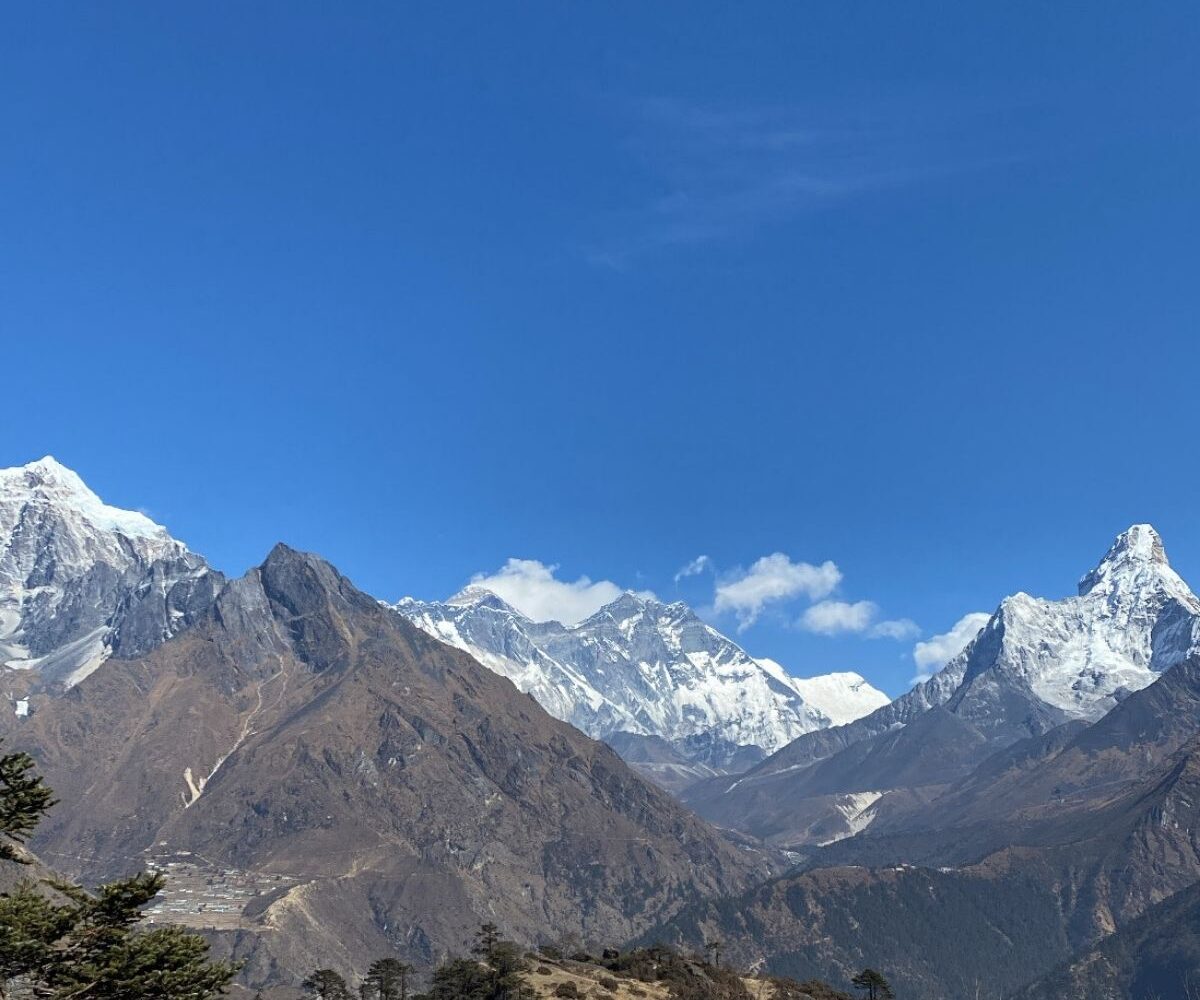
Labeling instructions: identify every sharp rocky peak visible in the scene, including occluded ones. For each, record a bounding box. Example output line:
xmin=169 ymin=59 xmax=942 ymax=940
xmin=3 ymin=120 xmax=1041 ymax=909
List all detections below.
xmin=1077 ymin=523 xmax=1196 ymax=605
xmin=421 ymin=586 xmax=682 ymax=630
xmin=581 ymin=592 xmax=696 ymax=628
xmin=209 ymin=544 xmax=384 ymax=674
xmin=586 ymin=591 xmax=657 ymax=623
xmin=946 ymin=523 xmax=1200 ymax=727
xmin=258 ymin=542 xmax=376 ymax=617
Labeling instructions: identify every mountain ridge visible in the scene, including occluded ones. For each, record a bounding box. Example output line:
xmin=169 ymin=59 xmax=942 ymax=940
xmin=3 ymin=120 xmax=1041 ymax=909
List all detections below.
xmin=395 ymin=585 xmax=888 ymax=774
xmin=6 ymin=457 xmax=1200 ymax=998
xmin=684 ymin=524 xmax=1200 ymax=845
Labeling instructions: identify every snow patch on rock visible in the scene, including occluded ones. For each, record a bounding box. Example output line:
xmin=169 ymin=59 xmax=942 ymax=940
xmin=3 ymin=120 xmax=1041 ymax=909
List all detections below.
xmin=817 ymin=791 xmax=884 ymax=846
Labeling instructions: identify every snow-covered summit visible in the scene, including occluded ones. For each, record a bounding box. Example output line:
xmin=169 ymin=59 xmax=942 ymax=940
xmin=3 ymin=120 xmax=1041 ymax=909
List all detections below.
xmin=942 ymin=523 xmax=1200 ymax=728
xmin=442 ymin=584 xmax=528 ymax=613
xmin=777 ymin=667 xmax=891 ymax=726
xmin=2 ymin=453 xmax=178 ymax=542
xmin=0 ymin=457 xmax=219 ymax=690
xmin=1077 ymin=523 xmax=1192 ymax=602
xmin=396 ymin=587 xmax=887 ymax=770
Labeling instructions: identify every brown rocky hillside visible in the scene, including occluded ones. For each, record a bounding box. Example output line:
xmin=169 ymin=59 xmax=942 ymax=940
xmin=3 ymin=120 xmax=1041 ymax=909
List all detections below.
xmin=10 ymin=544 xmax=769 ymax=984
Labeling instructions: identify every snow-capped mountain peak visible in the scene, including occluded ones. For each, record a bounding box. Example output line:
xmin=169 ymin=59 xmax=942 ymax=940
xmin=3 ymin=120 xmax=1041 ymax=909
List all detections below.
xmin=2 ymin=456 xmax=183 ymax=556
xmin=1 ymin=458 xmax=220 ymax=691
xmin=442 ymin=584 xmax=529 ymax=616
xmin=589 ymin=590 xmax=661 ymax=620
xmin=1077 ymin=523 xmax=1197 ymax=607
xmin=395 ymin=586 xmax=887 ymax=771
xmin=763 ymin=663 xmax=891 ymax=726
xmin=945 ymin=523 xmax=1200 ymax=729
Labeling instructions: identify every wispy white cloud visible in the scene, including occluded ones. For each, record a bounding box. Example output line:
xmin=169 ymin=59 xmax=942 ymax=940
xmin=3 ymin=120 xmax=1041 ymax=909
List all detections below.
xmin=674 ymin=554 xmax=713 ymax=583
xmin=799 ymin=599 xmax=878 ymax=636
xmin=869 ymin=617 xmax=921 ymax=641
xmin=469 ymin=558 xmax=652 ymax=625
xmin=796 ymin=601 xmax=920 ymax=640
xmin=911 ymin=612 xmax=991 ymax=682
xmin=589 ymin=95 xmax=1023 ymax=266
xmin=714 ymin=554 xmax=842 ymax=630
xmin=706 ymin=550 xmax=917 ymax=642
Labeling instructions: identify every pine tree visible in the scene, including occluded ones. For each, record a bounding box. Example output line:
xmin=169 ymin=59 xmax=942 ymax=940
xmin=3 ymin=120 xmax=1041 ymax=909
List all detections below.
xmin=473 ymin=923 xmax=501 ymax=960
xmin=850 ymin=969 xmax=894 ymax=1000
xmin=0 ymin=882 xmax=72 ymax=987
xmin=417 ymin=957 xmax=491 ymax=1000
xmin=413 ymin=946 xmax=530 ymax=1000
xmin=483 ymin=941 xmax=527 ymax=1000
xmin=412 ymin=925 xmax=528 ymax=1000
xmin=0 ymin=741 xmax=56 ymax=862
xmin=362 ymin=958 xmax=413 ymax=1000
xmin=305 ymin=968 xmax=354 ymax=1000
xmin=705 ymin=940 xmax=723 ymax=969
xmin=0 ymin=743 xmax=237 ymax=1000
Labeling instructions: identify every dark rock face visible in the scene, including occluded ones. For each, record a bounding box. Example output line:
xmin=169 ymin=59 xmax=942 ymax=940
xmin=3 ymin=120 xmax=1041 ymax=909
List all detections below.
xmin=640 ymin=863 xmax=1075 ymax=1000
xmin=15 ymin=545 xmax=768 ymax=984
xmin=849 ymin=654 xmax=1200 ymax=859
xmin=107 ymin=554 xmax=225 ymax=660
xmin=4 ymin=546 xmax=221 ymax=683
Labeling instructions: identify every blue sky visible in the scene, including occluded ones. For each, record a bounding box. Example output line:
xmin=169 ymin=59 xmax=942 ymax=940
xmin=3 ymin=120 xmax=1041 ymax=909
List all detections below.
xmin=2 ymin=3 xmax=1198 ymax=695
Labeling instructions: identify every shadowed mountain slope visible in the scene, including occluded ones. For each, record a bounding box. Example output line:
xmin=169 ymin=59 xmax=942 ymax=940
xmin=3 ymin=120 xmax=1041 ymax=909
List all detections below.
xmin=643 ymin=727 xmax=1200 ymax=1000
xmin=1017 ymin=881 xmax=1200 ymax=1000
xmin=810 ymin=653 xmax=1200 ymax=869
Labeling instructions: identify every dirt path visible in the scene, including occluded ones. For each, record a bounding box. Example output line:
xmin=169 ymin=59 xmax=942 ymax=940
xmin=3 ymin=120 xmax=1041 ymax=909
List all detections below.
xmin=183 ymin=661 xmax=288 ymax=807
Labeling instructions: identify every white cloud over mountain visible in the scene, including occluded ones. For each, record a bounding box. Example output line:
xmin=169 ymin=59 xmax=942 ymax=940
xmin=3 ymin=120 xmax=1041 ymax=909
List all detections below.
xmin=868 ymin=617 xmax=921 ymax=640
xmin=473 ymin=548 xmax=920 ymax=653
xmin=911 ymin=611 xmax=991 ymax=682
xmin=713 ymin=553 xmax=842 ymax=630
xmin=468 ymin=558 xmax=653 ymax=625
